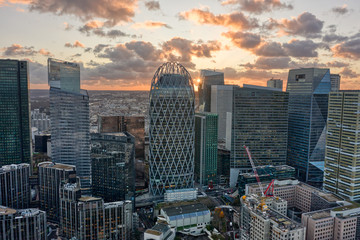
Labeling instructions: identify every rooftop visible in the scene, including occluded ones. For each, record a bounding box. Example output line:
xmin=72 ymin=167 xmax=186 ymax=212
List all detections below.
xmin=79 ymin=196 xmax=102 ymax=202
xmin=38 ymin=161 xmax=75 ymax=170
xmin=0 ymin=206 xmax=16 ymax=215
xmin=0 ymin=163 xmax=30 ymax=173
xmin=306 ymin=210 xmax=331 ymax=220
xmin=165 ymin=188 xmax=196 ymax=194
xmin=163 ymin=203 xmax=209 ymax=217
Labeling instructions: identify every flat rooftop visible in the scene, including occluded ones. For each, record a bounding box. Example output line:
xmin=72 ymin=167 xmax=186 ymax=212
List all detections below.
xmin=38 ymin=161 xmax=75 ymax=170
xmin=307 ymin=210 xmax=331 ymax=220
xmin=0 ymin=206 xmax=16 ymax=215
xmin=79 ymin=196 xmax=102 ymax=202
xmin=163 ymin=203 xmax=209 ymax=217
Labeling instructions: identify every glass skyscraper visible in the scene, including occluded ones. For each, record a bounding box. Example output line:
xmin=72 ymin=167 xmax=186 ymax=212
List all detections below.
xmin=230 ymin=85 xmax=289 ymax=187
xmin=149 ymin=62 xmax=195 ymax=196
xmin=48 ymin=58 xmax=91 ymax=192
xmin=286 ymin=68 xmax=331 ymax=186
xmin=198 ymin=70 xmax=224 ymax=112
xmin=195 ymin=112 xmax=218 ymax=187
xmin=0 ymin=60 xmax=30 ymax=166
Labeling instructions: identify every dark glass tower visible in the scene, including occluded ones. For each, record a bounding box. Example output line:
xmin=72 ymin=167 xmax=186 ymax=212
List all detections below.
xmin=0 ymin=60 xmax=30 ymax=166
xmin=149 ymin=62 xmax=195 ymax=196
xmin=286 ymin=68 xmax=331 ymax=186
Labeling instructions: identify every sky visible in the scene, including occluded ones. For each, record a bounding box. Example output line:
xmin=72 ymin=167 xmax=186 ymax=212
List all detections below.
xmin=0 ymin=0 xmax=359 ymax=90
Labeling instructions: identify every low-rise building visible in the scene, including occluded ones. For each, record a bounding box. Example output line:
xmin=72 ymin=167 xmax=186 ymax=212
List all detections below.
xmin=144 ymin=222 xmax=175 ymax=240
xmin=158 ymin=203 xmax=210 ymax=236
xmin=164 ymin=188 xmax=197 ymax=202
xmin=0 ymin=206 xmax=47 ymax=240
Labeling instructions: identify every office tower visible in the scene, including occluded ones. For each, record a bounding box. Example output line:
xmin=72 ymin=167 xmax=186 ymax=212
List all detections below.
xmin=0 ymin=60 xmax=31 ymax=166
xmin=210 ymin=85 xmax=234 ymax=140
xmin=267 ymin=78 xmax=283 ymax=90
xmin=0 ymin=163 xmax=30 ymax=209
xmin=98 ymin=115 xmax=145 ymax=159
xmin=60 ymin=181 xmax=133 ymax=240
xmin=91 ymin=132 xmax=135 ymax=203
xmin=198 ymin=70 xmax=224 ymax=112
xmin=230 ymin=85 xmax=289 ymax=187
xmin=195 ymin=112 xmax=218 ymax=186
xmin=149 ymin=62 xmax=195 ymax=196
xmin=330 ymin=74 xmax=341 ymax=91
xmin=324 ymin=91 xmax=360 ymax=200
xmin=217 ymin=146 xmax=230 ymax=185
xmin=0 ymin=206 xmax=47 ymax=240
xmin=38 ymin=162 xmax=76 ymax=222
xmin=48 ymin=58 xmax=91 ymax=192
xmin=286 ymin=68 xmax=331 ymax=185
xmin=31 ymin=109 xmax=50 ymax=132
xmin=34 ymin=134 xmax=51 ymax=153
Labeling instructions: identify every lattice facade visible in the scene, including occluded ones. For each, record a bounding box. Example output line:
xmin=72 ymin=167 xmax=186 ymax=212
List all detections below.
xmin=149 ymin=62 xmax=195 ymax=196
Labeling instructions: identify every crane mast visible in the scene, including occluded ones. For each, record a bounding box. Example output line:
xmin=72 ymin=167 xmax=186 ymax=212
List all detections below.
xmin=243 ymin=145 xmax=265 ymax=197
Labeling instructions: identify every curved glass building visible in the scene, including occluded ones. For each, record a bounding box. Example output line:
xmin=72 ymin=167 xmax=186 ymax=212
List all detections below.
xmin=149 ymin=62 xmax=195 ymax=196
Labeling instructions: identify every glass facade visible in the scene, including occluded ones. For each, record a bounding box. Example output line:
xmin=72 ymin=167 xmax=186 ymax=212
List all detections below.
xmin=195 ymin=112 xmax=218 ymax=186
xmin=91 ymin=132 xmax=135 ymax=203
xmin=0 ymin=60 xmax=30 ymax=166
xmin=286 ymin=68 xmax=331 ymax=185
xmin=198 ymin=70 xmax=224 ymax=112
xmin=149 ymin=62 xmax=195 ymax=196
xmin=48 ymin=58 xmax=91 ymax=192
xmin=230 ymin=85 xmax=289 ymax=187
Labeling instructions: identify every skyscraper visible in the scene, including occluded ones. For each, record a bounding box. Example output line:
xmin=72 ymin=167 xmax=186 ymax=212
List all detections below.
xmin=324 ymin=91 xmax=360 ymax=201
xmin=230 ymin=85 xmax=289 ymax=187
xmin=149 ymin=62 xmax=195 ymax=196
xmin=267 ymin=79 xmax=283 ymax=90
xmin=91 ymin=132 xmax=135 ymax=203
xmin=195 ymin=112 xmax=218 ymax=186
xmin=48 ymin=58 xmax=91 ymax=192
xmin=0 ymin=60 xmax=31 ymax=166
xmin=198 ymin=70 xmax=224 ymax=112
xmin=330 ymin=74 xmax=341 ymax=91
xmin=286 ymin=68 xmax=331 ymax=185
xmin=210 ymin=85 xmax=234 ymax=140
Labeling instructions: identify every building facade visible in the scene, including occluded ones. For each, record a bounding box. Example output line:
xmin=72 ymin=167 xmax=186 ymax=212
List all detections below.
xmin=210 ymin=85 xmax=234 ymax=141
xmin=149 ymin=62 xmax=195 ymax=195
xmin=230 ymin=85 xmax=289 ymax=187
xmin=267 ymin=79 xmax=283 ymax=90
xmin=195 ymin=112 xmax=218 ymax=186
xmin=286 ymin=68 xmax=331 ymax=186
xmin=0 ymin=206 xmax=47 ymax=240
xmin=198 ymin=70 xmax=224 ymax=112
xmin=330 ymin=74 xmax=341 ymax=92
xmin=98 ymin=116 xmax=145 ymax=159
xmin=48 ymin=58 xmax=91 ymax=192
xmin=0 ymin=59 xmax=31 ymax=166
xmin=91 ymin=132 xmax=135 ymax=203
xmin=38 ymin=161 xmax=77 ymax=222
xmin=31 ymin=109 xmax=50 ymax=133
xmin=0 ymin=163 xmax=30 ymax=209
xmin=324 ymin=91 xmax=360 ymax=201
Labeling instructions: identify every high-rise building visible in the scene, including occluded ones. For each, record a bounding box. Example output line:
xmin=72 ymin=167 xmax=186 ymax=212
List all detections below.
xmin=34 ymin=134 xmax=51 ymax=153
xmin=195 ymin=112 xmax=218 ymax=186
xmin=286 ymin=68 xmax=331 ymax=185
xmin=324 ymin=91 xmax=360 ymax=201
xmin=217 ymin=146 xmax=230 ymax=185
xmin=48 ymin=58 xmax=91 ymax=192
xmin=230 ymin=85 xmax=289 ymax=187
xmin=91 ymin=132 xmax=135 ymax=203
xmin=38 ymin=162 xmax=77 ymax=222
xmin=60 ymin=181 xmax=133 ymax=240
xmin=210 ymin=85 xmax=234 ymax=140
xmin=98 ymin=116 xmax=145 ymax=159
xmin=330 ymin=74 xmax=341 ymax=91
xmin=267 ymin=79 xmax=283 ymax=90
xmin=31 ymin=109 xmax=50 ymax=132
xmin=149 ymin=62 xmax=195 ymax=195
xmin=0 ymin=60 xmax=31 ymax=166
xmin=0 ymin=163 xmax=30 ymax=209
xmin=0 ymin=206 xmax=47 ymax=240
xmin=198 ymin=70 xmax=224 ymax=112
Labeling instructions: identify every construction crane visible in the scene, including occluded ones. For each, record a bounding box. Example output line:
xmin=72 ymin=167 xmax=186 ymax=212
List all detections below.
xmin=243 ymin=145 xmax=275 ymax=197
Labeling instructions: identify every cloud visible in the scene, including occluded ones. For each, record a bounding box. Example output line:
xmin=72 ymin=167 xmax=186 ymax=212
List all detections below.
xmin=332 ymin=39 xmax=360 ymax=59
xmin=125 ymin=41 xmax=162 ymax=61
xmin=144 ymin=1 xmax=160 ymax=11
xmin=78 ymin=21 xmax=136 ymax=38
xmin=29 ymin=61 xmax=47 ymax=84
xmin=253 ymin=42 xmax=287 ymax=57
xmin=132 ymin=21 xmax=171 ymax=29
xmin=93 ymin=44 xmax=110 ymax=53
xmin=1 ymin=44 xmax=52 ymax=57
xmin=63 ymin=22 xmax=73 ymax=31
xmin=332 ymin=5 xmax=348 ymax=15
xmin=64 ymin=40 xmax=85 ymax=48
xmin=241 ymin=56 xmax=291 ymax=69
xmin=28 ymin=0 xmax=138 ymax=26
xmin=339 ymin=67 xmax=359 ymax=79
xmin=179 ymin=9 xmax=258 ymax=30
xmin=276 ymin=12 xmax=324 ymax=38
xmin=222 ymin=31 xmax=261 ymax=49
xmin=322 ymin=34 xmax=348 ymax=43
xmin=282 ymin=39 xmax=320 ymax=57
xmin=221 ymin=0 xmax=292 ymax=14
xmin=326 ymin=61 xmax=349 ymax=68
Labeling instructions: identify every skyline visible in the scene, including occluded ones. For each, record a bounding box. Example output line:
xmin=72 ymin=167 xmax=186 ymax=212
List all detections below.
xmin=0 ymin=0 xmax=359 ymax=90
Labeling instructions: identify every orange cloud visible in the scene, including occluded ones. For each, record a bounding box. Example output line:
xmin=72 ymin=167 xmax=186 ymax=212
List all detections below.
xmin=179 ymin=9 xmax=258 ymax=30
xmin=64 ymin=41 xmax=85 ymax=48
xmin=332 ymin=39 xmax=360 ymax=59
xmin=132 ymin=21 xmax=171 ymax=29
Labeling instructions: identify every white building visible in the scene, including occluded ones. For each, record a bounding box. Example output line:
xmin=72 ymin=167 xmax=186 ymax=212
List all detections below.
xmin=144 ymin=222 xmax=175 ymax=240
xmin=164 ymin=188 xmax=197 ymax=202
